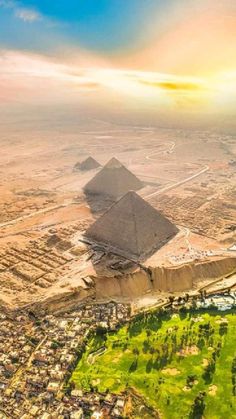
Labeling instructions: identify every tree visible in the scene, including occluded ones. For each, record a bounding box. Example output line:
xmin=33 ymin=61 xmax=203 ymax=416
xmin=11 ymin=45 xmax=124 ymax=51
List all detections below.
xmin=51 ymin=341 xmax=60 ymax=350
xmin=146 ymin=329 xmax=151 ymax=338
xmin=129 ymin=358 xmax=138 ymax=373
xmin=168 ymin=296 xmax=175 ymax=307
xmin=149 ymin=347 xmax=155 ymax=356
xmin=146 ymin=358 xmax=153 ymax=373
xmin=202 ymin=359 xmax=215 ymax=384
xmin=133 ymin=348 xmax=140 ymax=357
xmin=219 ymin=321 xmax=228 ymax=336
xmin=95 ymin=325 xmax=107 ymax=337
xmin=186 ymin=375 xmax=197 ymax=387
xmin=177 ymin=296 xmax=182 ymax=304
xmin=189 ymin=392 xmax=206 ymax=419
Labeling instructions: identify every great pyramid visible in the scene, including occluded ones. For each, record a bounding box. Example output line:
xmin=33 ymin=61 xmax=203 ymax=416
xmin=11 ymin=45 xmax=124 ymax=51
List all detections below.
xmin=84 ymin=157 xmax=143 ymax=199
xmin=85 ymin=191 xmax=179 ymax=260
xmin=74 ymin=156 xmax=101 ymax=171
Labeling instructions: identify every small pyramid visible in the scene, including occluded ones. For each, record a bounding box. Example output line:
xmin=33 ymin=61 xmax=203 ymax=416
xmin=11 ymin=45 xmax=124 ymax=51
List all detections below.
xmin=84 ymin=157 xmax=143 ymax=199
xmin=74 ymin=156 xmax=101 ymax=171
xmin=85 ymin=191 xmax=179 ymax=260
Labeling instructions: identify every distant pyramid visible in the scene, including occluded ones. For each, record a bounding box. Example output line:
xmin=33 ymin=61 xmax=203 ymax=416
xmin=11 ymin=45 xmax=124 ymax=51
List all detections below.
xmin=84 ymin=157 xmax=143 ymax=199
xmin=74 ymin=156 xmax=101 ymax=171
xmin=85 ymin=191 xmax=179 ymax=260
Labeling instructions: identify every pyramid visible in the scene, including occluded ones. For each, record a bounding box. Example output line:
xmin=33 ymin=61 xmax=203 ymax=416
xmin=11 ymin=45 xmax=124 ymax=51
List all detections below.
xmin=84 ymin=157 xmax=143 ymax=199
xmin=74 ymin=156 xmax=101 ymax=171
xmin=85 ymin=191 xmax=179 ymax=260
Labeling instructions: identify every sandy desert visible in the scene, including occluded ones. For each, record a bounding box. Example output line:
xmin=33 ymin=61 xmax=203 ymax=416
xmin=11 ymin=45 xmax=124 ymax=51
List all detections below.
xmin=0 ymin=120 xmax=235 ymax=311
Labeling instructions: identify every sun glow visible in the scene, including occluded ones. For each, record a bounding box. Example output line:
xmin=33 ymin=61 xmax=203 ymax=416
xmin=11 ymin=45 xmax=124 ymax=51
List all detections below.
xmin=0 ymin=49 xmax=235 ymax=114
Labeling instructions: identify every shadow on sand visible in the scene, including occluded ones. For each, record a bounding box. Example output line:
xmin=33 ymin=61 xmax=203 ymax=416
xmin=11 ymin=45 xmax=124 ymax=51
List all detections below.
xmin=84 ymin=192 xmax=115 ymax=216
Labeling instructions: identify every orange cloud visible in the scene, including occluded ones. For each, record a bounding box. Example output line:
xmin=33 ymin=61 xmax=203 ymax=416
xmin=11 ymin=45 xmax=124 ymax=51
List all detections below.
xmin=139 ymin=80 xmax=203 ymax=91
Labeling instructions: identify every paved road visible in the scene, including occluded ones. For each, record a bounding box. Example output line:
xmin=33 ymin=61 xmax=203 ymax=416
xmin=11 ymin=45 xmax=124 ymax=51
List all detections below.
xmin=145 ymin=141 xmax=175 ymax=161
xmin=145 ymin=165 xmax=209 ymax=200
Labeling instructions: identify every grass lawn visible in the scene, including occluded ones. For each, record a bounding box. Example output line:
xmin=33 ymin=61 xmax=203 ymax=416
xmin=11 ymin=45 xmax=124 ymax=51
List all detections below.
xmin=71 ymin=310 xmax=236 ymax=418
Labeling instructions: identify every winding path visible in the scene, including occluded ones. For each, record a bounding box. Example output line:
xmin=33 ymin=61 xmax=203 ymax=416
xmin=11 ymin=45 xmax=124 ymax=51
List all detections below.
xmin=145 ymin=141 xmax=176 ymax=161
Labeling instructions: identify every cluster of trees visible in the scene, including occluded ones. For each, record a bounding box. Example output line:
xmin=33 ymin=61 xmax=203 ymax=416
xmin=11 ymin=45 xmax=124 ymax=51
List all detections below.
xmin=197 ymin=322 xmax=215 ymax=349
xmin=202 ymin=358 xmax=216 ymax=384
xmin=219 ymin=320 xmax=228 ymax=336
xmin=189 ymin=391 xmax=206 ymax=419
xmin=128 ymin=308 xmax=170 ymax=337
xmin=126 ymin=316 xmax=226 ymax=377
xmin=95 ymin=325 xmax=107 ymax=338
xmin=202 ymin=343 xmax=221 ymax=383
xmin=168 ymin=293 xmax=190 ymax=306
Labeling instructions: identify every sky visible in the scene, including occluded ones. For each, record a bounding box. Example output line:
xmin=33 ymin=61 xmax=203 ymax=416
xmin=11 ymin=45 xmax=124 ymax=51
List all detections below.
xmin=1 ymin=0 xmax=236 ymax=127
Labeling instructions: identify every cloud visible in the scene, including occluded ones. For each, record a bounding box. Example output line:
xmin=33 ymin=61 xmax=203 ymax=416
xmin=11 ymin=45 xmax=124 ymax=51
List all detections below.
xmin=0 ymin=50 xmax=103 ymax=105
xmin=92 ymin=68 xmax=206 ymax=96
xmin=14 ymin=7 xmax=41 ymax=22
xmin=1 ymin=49 xmax=235 ymax=115
xmin=139 ymin=79 xmax=203 ymax=92
xmin=0 ymin=0 xmax=41 ymax=22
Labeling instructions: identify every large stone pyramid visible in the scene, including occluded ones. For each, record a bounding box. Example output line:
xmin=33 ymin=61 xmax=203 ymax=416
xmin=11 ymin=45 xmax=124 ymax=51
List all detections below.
xmin=84 ymin=157 xmax=143 ymax=199
xmin=85 ymin=191 xmax=179 ymax=260
xmin=74 ymin=156 xmax=101 ymax=171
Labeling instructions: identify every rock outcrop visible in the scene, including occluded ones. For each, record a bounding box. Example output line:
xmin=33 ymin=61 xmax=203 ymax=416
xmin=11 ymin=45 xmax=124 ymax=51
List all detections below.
xmin=95 ymin=256 xmax=236 ymax=299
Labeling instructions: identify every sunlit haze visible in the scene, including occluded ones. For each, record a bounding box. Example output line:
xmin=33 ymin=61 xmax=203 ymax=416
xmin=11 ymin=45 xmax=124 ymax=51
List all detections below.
xmin=1 ymin=0 xmax=236 ymax=128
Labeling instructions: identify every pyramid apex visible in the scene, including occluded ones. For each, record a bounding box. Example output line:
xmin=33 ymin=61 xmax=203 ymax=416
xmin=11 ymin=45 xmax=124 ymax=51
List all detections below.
xmin=127 ymin=190 xmax=138 ymax=196
xmin=105 ymin=157 xmax=123 ymax=169
xmin=120 ymin=190 xmax=138 ymax=200
xmin=75 ymin=156 xmax=100 ymax=171
xmin=83 ymin=156 xmax=99 ymax=164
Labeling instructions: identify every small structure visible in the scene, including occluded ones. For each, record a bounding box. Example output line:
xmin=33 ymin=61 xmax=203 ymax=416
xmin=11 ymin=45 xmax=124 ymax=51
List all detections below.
xmin=197 ymin=294 xmax=235 ymax=311
xmin=84 ymin=157 xmax=143 ymax=200
xmin=74 ymin=156 xmax=101 ymax=171
xmin=84 ymin=191 xmax=178 ymax=260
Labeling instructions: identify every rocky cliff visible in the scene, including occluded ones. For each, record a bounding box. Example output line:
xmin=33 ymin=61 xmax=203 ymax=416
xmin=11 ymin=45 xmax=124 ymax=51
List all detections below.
xmin=95 ymin=257 xmax=236 ymax=299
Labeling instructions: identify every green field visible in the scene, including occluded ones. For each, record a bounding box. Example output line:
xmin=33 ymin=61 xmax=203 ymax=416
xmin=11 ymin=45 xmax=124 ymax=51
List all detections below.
xmin=72 ymin=310 xmax=236 ymax=418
